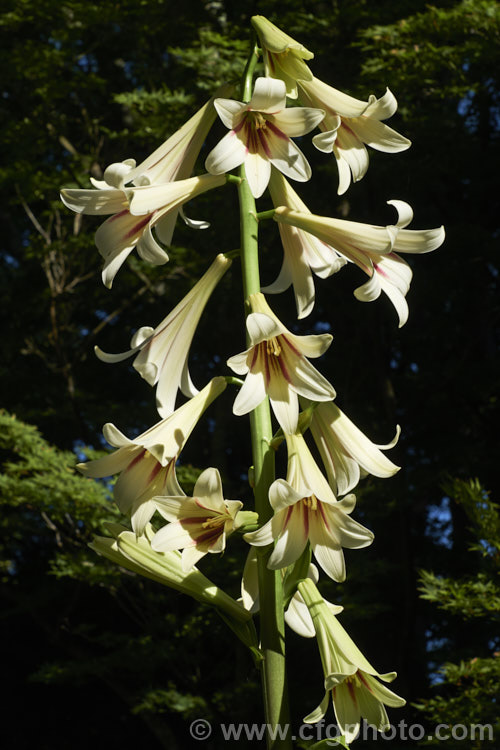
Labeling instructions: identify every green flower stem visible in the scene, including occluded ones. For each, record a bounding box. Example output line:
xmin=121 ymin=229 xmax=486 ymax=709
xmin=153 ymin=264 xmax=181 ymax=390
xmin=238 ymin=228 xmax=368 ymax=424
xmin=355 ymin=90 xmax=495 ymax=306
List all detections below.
xmin=236 ymin=38 xmax=292 ymax=750
xmin=256 ymin=209 xmax=276 ymax=221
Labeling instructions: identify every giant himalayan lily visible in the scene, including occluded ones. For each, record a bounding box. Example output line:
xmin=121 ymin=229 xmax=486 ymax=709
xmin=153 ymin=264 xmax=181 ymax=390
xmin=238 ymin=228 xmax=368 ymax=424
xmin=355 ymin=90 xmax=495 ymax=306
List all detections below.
xmin=298 ymin=76 xmax=411 ymax=195
xmin=306 ymin=399 xmax=400 ymax=495
xmin=264 ymin=169 xmax=346 ymax=319
xmin=227 ymin=292 xmax=335 ymax=434
xmin=95 ymin=254 xmax=231 ymax=418
xmin=60 ymin=91 xmax=231 ymax=288
xmin=91 ymin=523 xmax=252 ymax=625
xmin=152 ymin=467 xmax=257 ymax=571
xmin=244 ymin=432 xmax=374 ymax=582
xmin=274 ymin=200 xmax=445 ymax=327
xmin=251 ymin=15 xmax=314 ymax=99
xmin=76 ymin=377 xmax=226 ymax=535
xmin=299 ymin=578 xmax=405 ymax=743
xmin=205 ymin=77 xmax=325 ymax=199
xmin=60 ymin=172 xmax=225 ymax=288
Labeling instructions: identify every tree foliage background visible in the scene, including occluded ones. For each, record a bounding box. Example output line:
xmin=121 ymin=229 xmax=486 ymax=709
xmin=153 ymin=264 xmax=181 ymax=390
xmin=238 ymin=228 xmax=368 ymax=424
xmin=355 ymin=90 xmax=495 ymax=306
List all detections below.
xmin=1 ymin=0 xmax=499 ymax=747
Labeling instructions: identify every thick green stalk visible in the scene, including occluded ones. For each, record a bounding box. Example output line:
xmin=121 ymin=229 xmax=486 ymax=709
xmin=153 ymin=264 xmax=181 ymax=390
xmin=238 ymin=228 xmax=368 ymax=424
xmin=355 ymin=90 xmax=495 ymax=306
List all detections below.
xmin=237 ymin=41 xmax=292 ymax=750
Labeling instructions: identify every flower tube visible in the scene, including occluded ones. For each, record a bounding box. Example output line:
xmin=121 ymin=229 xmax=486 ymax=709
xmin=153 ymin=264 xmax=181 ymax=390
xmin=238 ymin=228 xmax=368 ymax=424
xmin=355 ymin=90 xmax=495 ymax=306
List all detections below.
xmin=95 ymin=253 xmax=231 ymax=417
xmin=299 ymin=578 xmax=405 ymax=742
xmin=274 ymin=201 xmax=445 ymax=326
xmin=90 ymin=523 xmax=251 ymax=624
xmin=77 ymin=377 xmax=227 ymax=534
xmin=265 ymin=169 xmax=346 ymax=319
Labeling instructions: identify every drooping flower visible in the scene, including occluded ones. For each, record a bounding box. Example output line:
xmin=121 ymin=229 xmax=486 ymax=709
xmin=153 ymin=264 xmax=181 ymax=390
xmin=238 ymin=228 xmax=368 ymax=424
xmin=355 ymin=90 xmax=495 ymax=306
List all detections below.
xmin=205 ymin=77 xmax=325 ymax=199
xmin=251 ymin=16 xmax=314 ymax=98
xmin=240 ymin=549 xmax=342 ymax=637
xmin=298 ymin=77 xmax=411 ymax=195
xmin=152 ymin=467 xmax=255 ymax=570
xmin=77 ymin=377 xmax=227 ymax=534
xmin=306 ymin=399 xmax=400 ymax=495
xmin=299 ymin=577 xmax=405 ymax=742
xmin=244 ymin=432 xmax=374 ymax=582
xmin=122 ymin=84 xmax=234 ymax=187
xmin=274 ymin=201 xmax=445 ymax=326
xmin=90 ymin=522 xmax=252 ymax=624
xmin=264 ymin=169 xmax=346 ymax=319
xmin=61 ymin=173 xmax=226 ymax=288
xmin=60 ymin=91 xmax=232 ymax=287
xmin=227 ymin=293 xmax=335 ymax=434
xmin=95 ymin=254 xmax=231 ymax=418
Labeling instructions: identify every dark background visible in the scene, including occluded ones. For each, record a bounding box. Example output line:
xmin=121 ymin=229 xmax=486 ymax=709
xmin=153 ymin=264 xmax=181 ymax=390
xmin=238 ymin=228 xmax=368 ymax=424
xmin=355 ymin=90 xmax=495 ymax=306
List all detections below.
xmin=1 ymin=0 xmax=498 ymax=747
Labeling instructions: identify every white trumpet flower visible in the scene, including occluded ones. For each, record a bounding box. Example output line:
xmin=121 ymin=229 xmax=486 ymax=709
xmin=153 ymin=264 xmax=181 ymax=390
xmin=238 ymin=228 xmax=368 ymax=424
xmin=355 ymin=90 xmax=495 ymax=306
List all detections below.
xmin=95 ymin=254 xmax=231 ymax=417
xmin=274 ymin=200 xmax=445 ymax=326
xmin=300 ymin=578 xmax=405 ymax=743
xmin=205 ymin=77 xmax=324 ymax=198
xmin=76 ymin=378 xmax=227 ymax=534
xmin=298 ymin=77 xmax=411 ymax=194
xmin=265 ymin=169 xmax=346 ymax=319
xmin=152 ymin=468 xmax=253 ymax=570
xmin=244 ymin=433 xmax=374 ymax=582
xmin=61 ymin=173 xmax=225 ymax=288
xmin=227 ymin=293 xmax=335 ymax=434
xmin=307 ymin=399 xmax=400 ymax=495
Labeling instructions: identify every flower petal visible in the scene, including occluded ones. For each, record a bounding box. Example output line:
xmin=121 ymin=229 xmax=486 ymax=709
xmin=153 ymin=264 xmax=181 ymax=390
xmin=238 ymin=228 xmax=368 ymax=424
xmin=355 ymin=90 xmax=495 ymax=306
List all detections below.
xmin=243 ymin=149 xmax=272 ymax=199
xmin=351 ymin=117 xmax=411 ymax=153
xmin=269 ymin=478 xmax=305 ymax=513
xmin=309 ymin=512 xmax=345 ymax=582
xmin=268 ymin=372 xmax=299 ymax=434
xmin=267 ymin=129 xmax=312 ymax=184
xmin=246 ymin=311 xmax=284 ymax=344
xmin=194 ymin=467 xmax=225 ymax=513
xmin=232 ymin=369 xmax=267 ymax=416
xmin=60 ymin=187 xmax=126 ymax=215
xmin=214 ymin=97 xmax=246 ymax=129
xmin=268 ymin=506 xmax=308 ymax=569
xmin=249 ymin=76 xmax=287 ymax=113
xmin=271 ymin=106 xmax=325 ymax=137
xmin=205 ymin=130 xmax=248 ymax=175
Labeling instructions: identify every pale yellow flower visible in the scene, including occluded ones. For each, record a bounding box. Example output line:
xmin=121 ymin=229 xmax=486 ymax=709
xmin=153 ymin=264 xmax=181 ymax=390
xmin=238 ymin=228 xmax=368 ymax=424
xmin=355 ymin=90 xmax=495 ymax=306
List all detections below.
xmin=300 ymin=578 xmax=405 ymax=743
xmin=227 ymin=293 xmax=335 ymax=434
xmin=205 ymin=77 xmax=324 ymax=198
